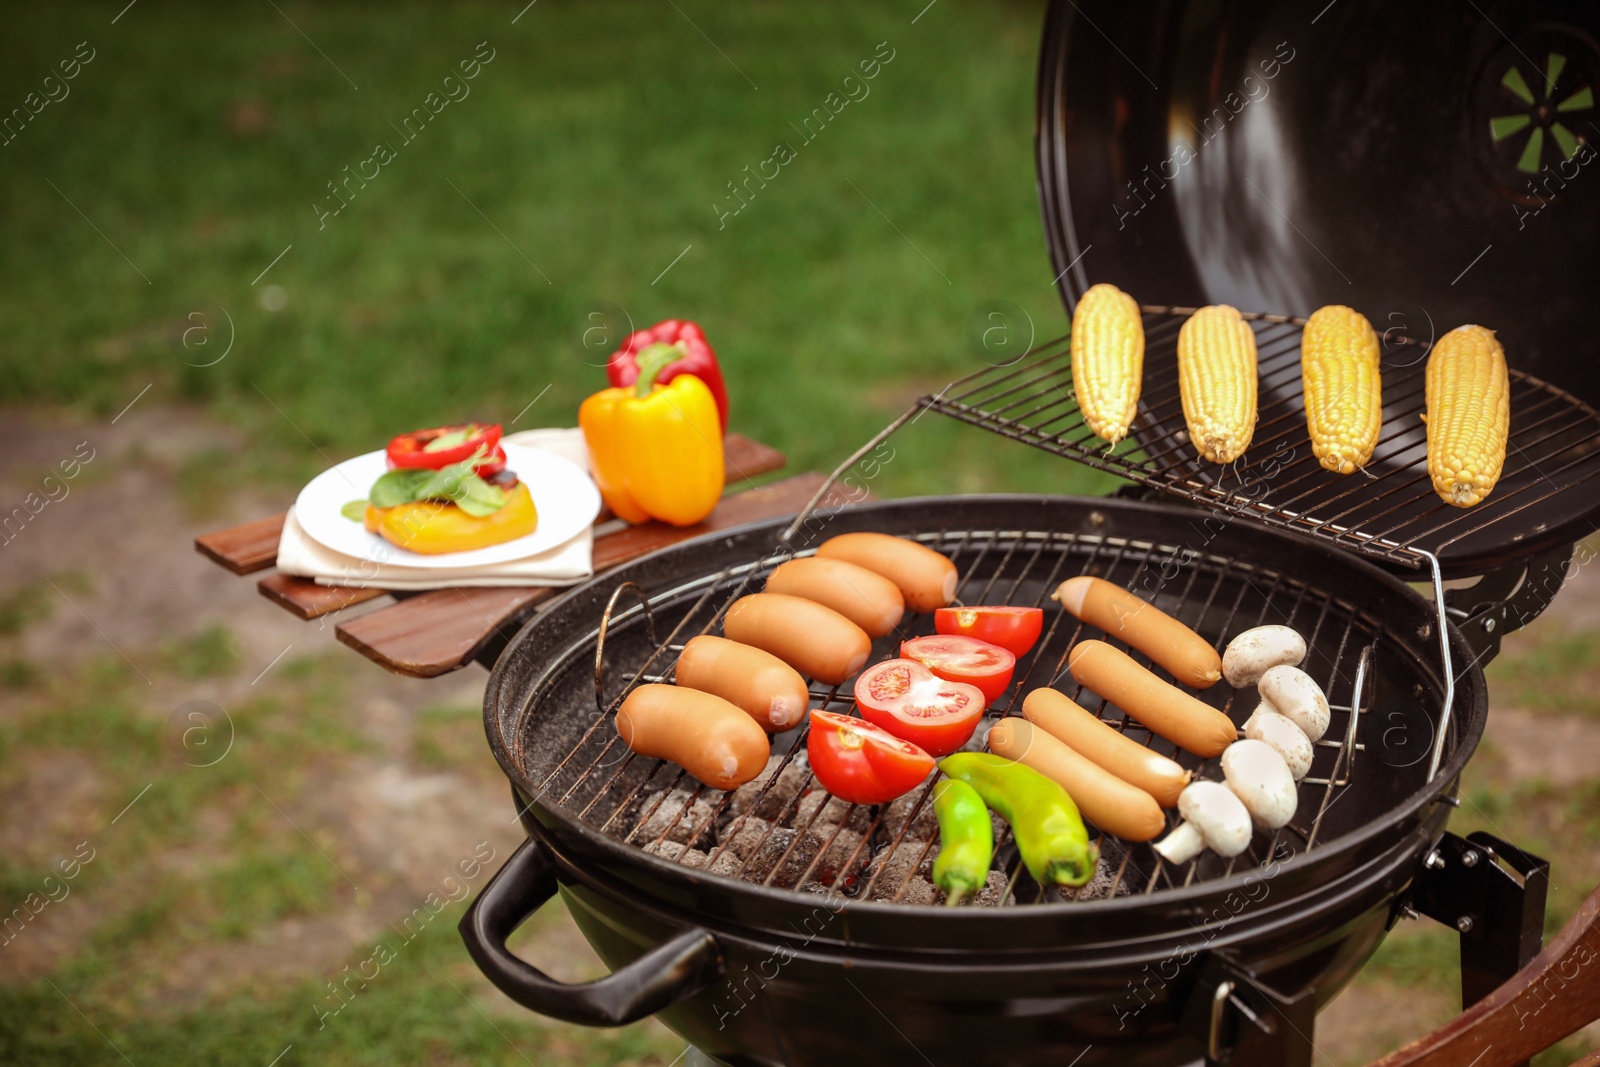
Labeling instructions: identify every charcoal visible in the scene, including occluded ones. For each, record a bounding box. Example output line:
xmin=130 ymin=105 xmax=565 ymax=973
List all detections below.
xmin=865 ymin=842 xmax=938 ymax=904
xmin=634 ymin=790 xmax=717 ymax=849
xmin=720 ymin=816 xmax=779 ymax=862
xmin=726 ymin=753 xmax=810 ymax=822
xmin=716 ymin=820 xmax=866 ymax=890
xmin=1060 ymin=851 xmax=1131 ymax=902
xmin=970 ymin=868 xmax=1014 ymax=907
xmin=643 ymin=840 xmax=710 ymax=868
xmin=793 ymin=789 xmax=872 ymax=835
xmin=881 ymin=789 xmax=937 ymax=842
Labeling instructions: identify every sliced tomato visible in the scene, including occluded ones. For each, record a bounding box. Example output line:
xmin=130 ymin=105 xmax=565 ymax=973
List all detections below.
xmin=900 ymin=634 xmax=1016 ymax=706
xmin=853 ymin=659 xmax=985 ymax=756
xmin=935 ymin=605 xmax=1044 ymax=658
xmin=386 ymin=423 xmax=504 ymax=477
xmin=806 ymin=709 xmax=935 ymax=805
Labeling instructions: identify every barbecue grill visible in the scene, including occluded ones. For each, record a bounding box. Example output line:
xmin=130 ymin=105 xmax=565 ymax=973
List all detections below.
xmin=461 ymin=3 xmax=1600 ymax=1064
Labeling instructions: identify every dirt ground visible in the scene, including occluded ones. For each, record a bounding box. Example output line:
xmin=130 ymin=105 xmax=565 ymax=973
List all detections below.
xmin=3 ymin=402 xmax=1597 ymax=1064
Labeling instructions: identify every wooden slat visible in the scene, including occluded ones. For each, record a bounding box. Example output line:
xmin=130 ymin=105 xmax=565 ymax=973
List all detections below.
xmin=195 ymin=513 xmax=287 ymax=575
xmin=193 ymin=432 xmax=786 ymax=577
xmin=1366 ymin=883 xmax=1600 ymax=1067
xmin=335 ymin=471 xmax=829 ymax=678
xmin=258 ymin=573 xmax=389 ymax=620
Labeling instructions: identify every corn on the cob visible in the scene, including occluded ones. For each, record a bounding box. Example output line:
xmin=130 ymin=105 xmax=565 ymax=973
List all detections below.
xmin=1070 ymin=283 xmax=1145 ymax=445
xmin=1423 ymin=324 xmax=1509 ymax=508
xmin=1300 ymin=305 xmax=1383 ymax=474
xmin=1177 ymin=305 xmax=1258 ymax=463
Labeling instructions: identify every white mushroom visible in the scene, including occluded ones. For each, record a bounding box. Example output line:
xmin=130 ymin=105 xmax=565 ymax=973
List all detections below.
xmin=1257 ymin=664 xmax=1330 ymax=741
xmin=1221 ymin=740 xmax=1298 ymax=829
xmin=1153 ymin=781 xmax=1252 ymax=864
xmin=1222 ymin=625 xmax=1307 ymax=688
xmin=1243 ymin=705 xmax=1315 ymax=780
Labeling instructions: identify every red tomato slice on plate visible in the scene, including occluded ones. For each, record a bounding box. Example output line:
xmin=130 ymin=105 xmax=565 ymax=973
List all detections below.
xmin=853 ymin=659 xmax=985 ymax=756
xmin=934 ymin=605 xmax=1044 ymax=658
xmin=900 ymin=634 xmax=1016 ymax=705
xmin=807 ymin=709 xmax=935 ymax=805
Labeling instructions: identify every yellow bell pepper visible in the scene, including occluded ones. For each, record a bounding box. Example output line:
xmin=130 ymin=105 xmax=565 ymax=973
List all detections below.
xmin=364 ymin=482 xmax=539 ymax=555
xmin=579 ymin=354 xmax=725 ymax=527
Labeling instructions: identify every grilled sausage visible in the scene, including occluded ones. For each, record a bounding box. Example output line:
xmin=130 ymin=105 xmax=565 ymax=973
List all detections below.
xmin=988 ymin=718 xmax=1167 ymax=842
xmin=1068 ymin=640 xmax=1237 ymax=758
xmin=1021 ymin=687 xmax=1190 ymax=807
xmin=816 ymin=533 xmax=958 ymax=613
xmin=764 ymin=556 xmax=905 ymax=637
xmin=723 ymin=593 xmax=872 ymax=686
xmin=676 ymin=635 xmax=811 ymax=732
xmin=615 ymin=683 xmax=770 ymax=790
xmin=1053 ymin=576 xmax=1222 ymax=688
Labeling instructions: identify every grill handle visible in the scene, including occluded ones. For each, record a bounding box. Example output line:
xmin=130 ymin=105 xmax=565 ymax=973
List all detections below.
xmin=459 ymin=835 xmax=722 ymax=1027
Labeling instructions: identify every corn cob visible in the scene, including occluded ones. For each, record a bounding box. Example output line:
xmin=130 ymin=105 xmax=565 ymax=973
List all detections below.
xmin=1423 ymin=324 xmax=1509 ymax=508
xmin=1177 ymin=305 xmax=1258 ymax=463
xmin=1070 ymin=283 xmax=1145 ymax=445
xmin=1300 ymin=305 xmax=1383 ymax=474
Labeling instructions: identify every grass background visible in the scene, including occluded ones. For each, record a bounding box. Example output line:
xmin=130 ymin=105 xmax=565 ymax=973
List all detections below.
xmin=1 ymin=2 xmax=1597 ymax=1065
xmin=0 ymin=0 xmax=1113 ymax=501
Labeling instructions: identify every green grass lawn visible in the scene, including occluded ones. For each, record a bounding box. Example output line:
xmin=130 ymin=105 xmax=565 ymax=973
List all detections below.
xmin=0 ymin=0 xmax=1113 ymax=501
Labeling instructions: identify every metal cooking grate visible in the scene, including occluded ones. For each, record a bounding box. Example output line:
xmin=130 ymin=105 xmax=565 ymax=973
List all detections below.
xmin=528 ymin=526 xmax=1400 ymax=907
xmin=918 ymin=307 xmax=1600 ymax=571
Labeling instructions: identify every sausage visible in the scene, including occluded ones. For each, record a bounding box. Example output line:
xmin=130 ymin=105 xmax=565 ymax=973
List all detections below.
xmin=1052 ymin=576 xmax=1222 ymax=688
xmin=1067 ymin=640 xmax=1238 ymax=758
xmin=1021 ymin=687 xmax=1190 ymax=807
xmin=764 ymin=556 xmax=905 ymax=637
xmin=615 ymin=683 xmax=771 ymax=790
xmin=675 ymin=636 xmax=811 ymax=732
xmin=1222 ymin=625 xmax=1306 ymax=688
xmin=722 ymin=593 xmax=872 ymax=686
xmin=988 ymin=718 xmax=1166 ymax=842
xmin=816 ymin=533 xmax=958 ymax=613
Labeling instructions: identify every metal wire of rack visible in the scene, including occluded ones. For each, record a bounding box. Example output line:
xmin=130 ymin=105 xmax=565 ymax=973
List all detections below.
xmin=909 ymin=306 xmax=1600 ymax=572
xmin=534 ymin=527 xmax=1384 ymax=907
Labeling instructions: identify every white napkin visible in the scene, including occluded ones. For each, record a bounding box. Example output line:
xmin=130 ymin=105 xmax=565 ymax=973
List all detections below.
xmin=274 ymin=428 xmax=596 ymax=590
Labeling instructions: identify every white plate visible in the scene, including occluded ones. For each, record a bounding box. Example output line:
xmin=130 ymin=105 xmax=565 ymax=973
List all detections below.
xmin=294 ymin=443 xmax=602 ymax=568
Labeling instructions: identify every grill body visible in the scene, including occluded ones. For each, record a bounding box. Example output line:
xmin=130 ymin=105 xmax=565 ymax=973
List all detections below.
xmin=473 ymin=496 xmax=1489 ymax=1066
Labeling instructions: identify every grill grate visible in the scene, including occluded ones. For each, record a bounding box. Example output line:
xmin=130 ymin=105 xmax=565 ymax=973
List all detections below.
xmin=918 ymin=307 xmax=1600 ymax=571
xmin=529 ymin=526 xmax=1398 ymax=908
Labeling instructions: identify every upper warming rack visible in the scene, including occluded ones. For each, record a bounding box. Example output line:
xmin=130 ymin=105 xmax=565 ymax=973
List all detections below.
xmin=918 ymin=306 xmax=1600 ymax=574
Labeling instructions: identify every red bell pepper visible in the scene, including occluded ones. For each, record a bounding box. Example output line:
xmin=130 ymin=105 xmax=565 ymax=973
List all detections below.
xmin=386 ymin=423 xmax=506 ymax=478
xmin=606 ymin=320 xmax=729 ymax=434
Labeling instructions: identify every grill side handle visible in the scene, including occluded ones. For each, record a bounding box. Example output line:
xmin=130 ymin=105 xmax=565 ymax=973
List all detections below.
xmin=459 ymin=836 xmax=723 ymax=1027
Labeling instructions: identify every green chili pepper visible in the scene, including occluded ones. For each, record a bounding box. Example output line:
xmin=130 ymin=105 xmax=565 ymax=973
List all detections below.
xmin=938 ymin=753 xmax=1098 ymax=888
xmin=931 ymin=779 xmax=993 ymax=905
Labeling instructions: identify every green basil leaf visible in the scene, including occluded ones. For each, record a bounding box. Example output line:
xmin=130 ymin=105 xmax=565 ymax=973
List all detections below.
xmin=369 ymin=468 xmax=432 ymax=507
xmin=414 ymin=465 xmax=468 ymax=502
xmin=452 ymin=477 xmax=507 ymax=517
xmin=341 ymin=500 xmax=368 ymax=522
xmin=421 ymin=426 xmax=475 ymax=453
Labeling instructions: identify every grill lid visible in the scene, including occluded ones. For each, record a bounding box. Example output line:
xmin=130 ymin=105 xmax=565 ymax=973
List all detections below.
xmin=1034 ymin=0 xmax=1600 ymax=574
xmin=1037 ymin=0 xmax=1600 ymax=402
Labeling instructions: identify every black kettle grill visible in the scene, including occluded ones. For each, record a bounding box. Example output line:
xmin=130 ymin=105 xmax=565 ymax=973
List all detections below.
xmin=459 ymin=3 xmax=1600 ymax=1065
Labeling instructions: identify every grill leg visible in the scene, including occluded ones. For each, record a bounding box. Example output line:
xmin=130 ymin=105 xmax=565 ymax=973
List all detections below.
xmin=1186 ymin=954 xmax=1317 ymax=1067
xmin=1408 ymin=830 xmax=1550 ymax=1067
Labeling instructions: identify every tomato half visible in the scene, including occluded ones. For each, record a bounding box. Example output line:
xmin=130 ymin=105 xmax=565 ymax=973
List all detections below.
xmin=900 ymin=634 xmax=1016 ymax=705
xmin=806 ymin=709 xmax=935 ymax=805
xmin=935 ymin=605 xmax=1044 ymax=658
xmin=853 ymin=659 xmax=985 ymax=756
